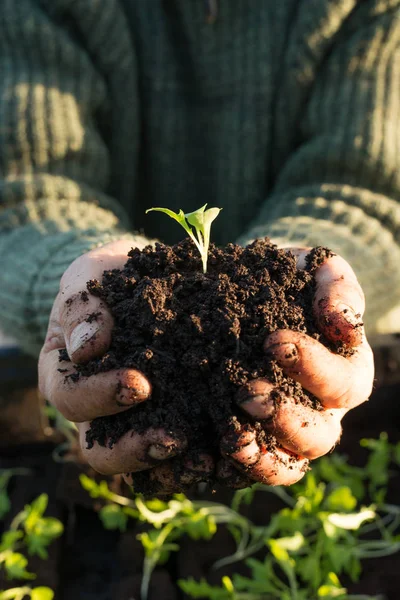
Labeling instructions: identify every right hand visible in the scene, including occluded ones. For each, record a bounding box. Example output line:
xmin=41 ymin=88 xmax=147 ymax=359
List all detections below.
xmin=38 ymin=240 xmax=187 ymax=480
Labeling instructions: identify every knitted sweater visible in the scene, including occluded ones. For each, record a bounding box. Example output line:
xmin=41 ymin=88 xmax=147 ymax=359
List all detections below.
xmin=0 ymin=0 xmax=400 ymax=356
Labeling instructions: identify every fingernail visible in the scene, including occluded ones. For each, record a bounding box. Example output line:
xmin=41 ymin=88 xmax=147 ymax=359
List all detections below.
xmin=68 ymin=321 xmax=101 ymax=358
xmin=336 ymin=303 xmax=362 ymax=326
xmin=116 ymin=398 xmax=134 ymax=407
xmin=147 ymin=443 xmax=177 ymax=461
xmin=116 ymin=385 xmax=149 ymax=406
xmin=266 ymin=342 xmax=299 ymax=367
xmin=240 ymin=394 xmax=275 ymax=420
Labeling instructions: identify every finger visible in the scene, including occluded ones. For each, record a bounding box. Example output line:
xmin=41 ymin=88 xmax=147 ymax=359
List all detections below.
xmin=283 ymin=247 xmax=310 ymax=269
xmin=313 ymin=253 xmax=365 ymax=347
xmin=78 ymin=424 xmax=186 ymax=475
xmin=236 ymin=378 xmax=276 ymax=420
xmin=221 ymin=425 xmax=261 ymax=468
xmin=237 ymin=380 xmax=342 ymax=459
xmin=59 ymin=240 xmax=133 ymax=363
xmin=125 ymin=463 xmax=181 ymax=496
xmin=221 ymin=426 xmax=308 ymax=486
xmin=265 ymin=330 xmax=374 ymax=409
xmin=268 ymin=397 xmax=342 ymax=459
xmin=283 ymin=248 xmax=365 ymax=347
xmin=39 ymin=347 xmax=151 ymax=421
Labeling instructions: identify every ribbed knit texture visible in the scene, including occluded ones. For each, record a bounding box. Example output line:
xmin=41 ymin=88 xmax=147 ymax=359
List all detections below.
xmin=0 ymin=0 xmax=400 ymax=355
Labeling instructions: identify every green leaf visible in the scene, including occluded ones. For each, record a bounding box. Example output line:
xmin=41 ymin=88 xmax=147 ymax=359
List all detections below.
xmin=4 ymin=552 xmax=35 ymax=580
xmin=144 ymin=498 xmax=169 ymax=513
xmin=230 ymin=486 xmax=256 ymax=512
xmin=31 ymin=588 xmax=54 ymax=600
xmin=146 ymin=208 xmax=193 ymax=240
xmin=24 ymin=495 xmax=48 ymax=534
xmin=245 ymin=557 xmax=272 ymax=584
xmin=361 ymin=432 xmax=391 ymax=496
xmin=317 ymin=584 xmax=347 ymax=598
xmin=327 ymin=573 xmax=341 ymax=586
xmin=24 ymin=536 xmax=48 ymax=560
xmin=178 ymin=577 xmax=231 ymax=599
xmin=185 ymin=205 xmax=222 ymax=272
xmin=185 ymin=205 xmax=221 ymax=237
xmin=146 ymin=205 xmax=222 ymax=273
xmin=315 ymin=456 xmax=365 ymax=500
xmin=79 ymin=476 xmax=114 ymax=501
xmin=138 ymin=531 xmax=156 ymax=556
xmin=0 ymin=531 xmax=23 ymax=552
xmin=25 ymin=516 xmax=63 ymax=558
xmin=268 ymin=509 xmax=307 ymax=537
xmin=0 ymin=588 xmax=32 ymax=600
xmin=221 ymin=577 xmax=234 ymax=593
xmin=294 ymin=473 xmax=325 ymax=514
xmin=272 ymin=532 xmax=304 ymax=552
xmin=99 ymin=504 xmax=128 ymax=532
xmin=324 ymin=487 xmax=357 ymax=512
xmin=122 ymin=506 xmax=139 ymax=520
xmin=29 ymin=495 xmax=48 ymax=519
xmin=322 ymin=518 xmax=338 ymax=539
xmin=234 ymin=557 xmax=285 ymax=595
xmin=183 ymin=512 xmax=217 ymax=541
xmin=326 ymin=543 xmax=352 ymax=574
xmin=35 ymin=518 xmax=63 ymax=539
xmin=346 ymin=555 xmax=362 ymax=583
xmin=298 ymin=554 xmax=322 ymax=589
xmin=317 ymin=572 xmax=348 ymax=597
xmin=138 ymin=529 xmax=179 ymax=564
xmin=269 ymin=539 xmax=293 ymax=565
xmin=146 ymin=207 xmax=188 ymax=226
xmin=135 ymin=496 xmax=177 ymax=527
xmin=79 ymin=474 xmax=100 ymax=497
xmin=327 ymin=508 xmax=375 ymax=530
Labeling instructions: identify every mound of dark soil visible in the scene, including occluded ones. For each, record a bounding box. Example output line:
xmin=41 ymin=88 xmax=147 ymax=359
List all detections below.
xmin=61 ymin=238 xmax=338 ymax=493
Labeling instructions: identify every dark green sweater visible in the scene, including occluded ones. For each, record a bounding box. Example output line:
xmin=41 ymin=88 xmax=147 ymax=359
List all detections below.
xmin=1 ymin=0 xmax=400 ymax=355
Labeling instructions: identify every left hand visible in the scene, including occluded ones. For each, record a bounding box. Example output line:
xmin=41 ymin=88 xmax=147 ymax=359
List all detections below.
xmin=218 ymin=248 xmax=374 ymax=488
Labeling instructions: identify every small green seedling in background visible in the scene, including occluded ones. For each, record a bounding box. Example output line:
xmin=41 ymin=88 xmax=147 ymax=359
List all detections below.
xmin=0 ymin=474 xmax=62 ymax=600
xmin=80 ymin=434 xmax=400 ymax=600
xmin=146 ymin=204 xmax=222 ymax=273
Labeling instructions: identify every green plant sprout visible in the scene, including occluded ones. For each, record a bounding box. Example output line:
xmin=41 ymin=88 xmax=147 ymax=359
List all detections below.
xmin=80 ymin=433 xmax=400 ymax=600
xmin=0 ymin=471 xmax=63 ymax=600
xmin=0 ymin=587 xmax=54 ymax=600
xmin=146 ymin=204 xmax=222 ymax=273
xmin=80 ymin=474 xmax=251 ymax=600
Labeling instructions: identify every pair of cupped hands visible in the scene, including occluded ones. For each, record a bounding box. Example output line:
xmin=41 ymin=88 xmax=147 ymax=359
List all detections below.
xmin=39 ymin=240 xmax=374 ymax=493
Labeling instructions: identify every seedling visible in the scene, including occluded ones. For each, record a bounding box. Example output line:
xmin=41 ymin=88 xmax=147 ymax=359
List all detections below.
xmin=146 ymin=204 xmax=222 ymax=273
xmin=80 ymin=436 xmax=400 ymax=600
xmin=0 ymin=482 xmax=63 ymax=600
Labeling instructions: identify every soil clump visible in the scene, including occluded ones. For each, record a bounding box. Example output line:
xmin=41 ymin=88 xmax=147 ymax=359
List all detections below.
xmin=60 ymin=238 xmax=338 ymax=494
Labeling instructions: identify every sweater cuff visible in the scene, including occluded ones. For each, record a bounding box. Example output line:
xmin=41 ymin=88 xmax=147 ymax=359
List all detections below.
xmin=0 ymin=226 xmax=149 ymax=356
xmin=238 ymin=195 xmax=400 ymax=336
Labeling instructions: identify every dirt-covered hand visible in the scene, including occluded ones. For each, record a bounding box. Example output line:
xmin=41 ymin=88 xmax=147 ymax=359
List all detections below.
xmin=222 ymin=249 xmax=374 ymax=486
xmin=38 ymin=240 xmax=186 ymax=475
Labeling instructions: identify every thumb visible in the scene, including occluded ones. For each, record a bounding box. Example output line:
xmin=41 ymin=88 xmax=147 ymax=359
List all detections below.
xmin=58 ymin=240 xmax=132 ymax=363
xmin=60 ymin=292 xmax=113 ymax=364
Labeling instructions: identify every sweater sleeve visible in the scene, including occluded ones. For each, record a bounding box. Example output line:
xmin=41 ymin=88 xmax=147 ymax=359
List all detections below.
xmin=238 ymin=3 xmax=400 ymax=335
xmin=0 ymin=0 xmax=146 ymax=356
